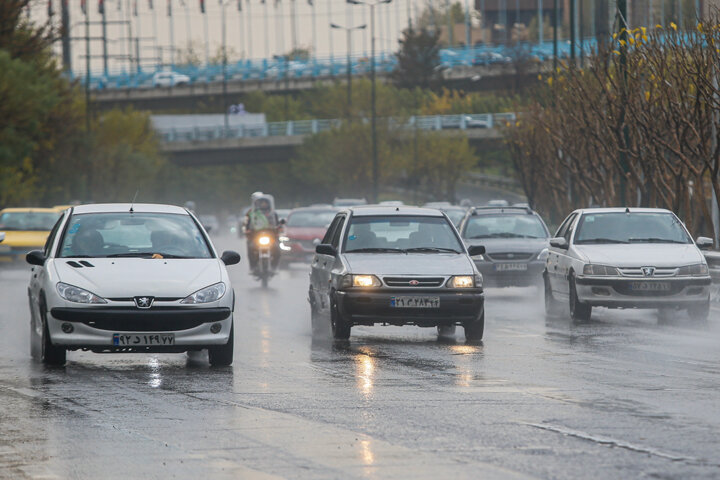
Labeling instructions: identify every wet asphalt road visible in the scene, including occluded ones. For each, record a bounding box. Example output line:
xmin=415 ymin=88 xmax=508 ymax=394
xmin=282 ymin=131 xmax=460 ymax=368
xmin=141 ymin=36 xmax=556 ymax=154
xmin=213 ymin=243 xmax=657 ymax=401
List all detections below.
xmin=2 ymin=235 xmax=720 ymax=479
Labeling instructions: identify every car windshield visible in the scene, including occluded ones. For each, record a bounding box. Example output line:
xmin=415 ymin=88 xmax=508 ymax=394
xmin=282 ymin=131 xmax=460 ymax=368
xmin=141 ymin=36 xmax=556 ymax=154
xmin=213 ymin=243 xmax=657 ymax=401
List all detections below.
xmin=344 ymin=215 xmax=463 ymax=253
xmin=574 ymin=212 xmax=692 ymax=245
xmin=0 ymin=211 xmax=60 ymax=231
xmin=287 ymin=210 xmax=337 ymax=228
xmin=463 ymin=214 xmax=548 ymax=239
xmin=58 ymin=213 xmax=212 ymax=258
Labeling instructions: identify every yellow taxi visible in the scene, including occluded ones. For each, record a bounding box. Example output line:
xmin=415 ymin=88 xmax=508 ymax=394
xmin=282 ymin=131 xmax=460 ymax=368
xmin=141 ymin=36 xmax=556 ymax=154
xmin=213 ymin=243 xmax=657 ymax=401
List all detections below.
xmin=0 ymin=208 xmax=61 ymax=261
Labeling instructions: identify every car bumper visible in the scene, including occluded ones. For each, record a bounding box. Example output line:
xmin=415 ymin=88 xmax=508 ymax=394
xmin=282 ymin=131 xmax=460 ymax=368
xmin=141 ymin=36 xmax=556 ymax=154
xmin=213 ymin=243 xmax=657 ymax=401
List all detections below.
xmin=475 ymin=260 xmax=545 ymax=287
xmin=575 ymin=276 xmax=711 ymax=308
xmin=336 ymin=289 xmax=484 ymax=327
xmin=47 ymin=307 xmax=233 ymax=351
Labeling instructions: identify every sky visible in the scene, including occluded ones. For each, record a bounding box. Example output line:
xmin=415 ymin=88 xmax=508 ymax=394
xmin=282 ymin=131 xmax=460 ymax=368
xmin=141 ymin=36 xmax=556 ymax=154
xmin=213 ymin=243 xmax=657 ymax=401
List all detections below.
xmin=28 ymin=0 xmax=445 ymax=75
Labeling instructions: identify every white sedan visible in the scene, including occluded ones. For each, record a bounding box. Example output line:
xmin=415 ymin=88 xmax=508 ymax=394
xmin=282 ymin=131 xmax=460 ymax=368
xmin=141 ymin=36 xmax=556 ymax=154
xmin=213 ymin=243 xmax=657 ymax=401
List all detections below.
xmin=26 ymin=203 xmax=240 ymax=366
xmin=544 ymin=208 xmax=713 ymax=323
xmin=152 ymin=71 xmax=190 ymax=87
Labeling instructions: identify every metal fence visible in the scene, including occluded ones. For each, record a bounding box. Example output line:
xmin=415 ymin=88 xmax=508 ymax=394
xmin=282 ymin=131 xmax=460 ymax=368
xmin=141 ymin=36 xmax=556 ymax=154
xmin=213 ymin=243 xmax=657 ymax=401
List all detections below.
xmin=156 ymin=113 xmax=516 ymax=143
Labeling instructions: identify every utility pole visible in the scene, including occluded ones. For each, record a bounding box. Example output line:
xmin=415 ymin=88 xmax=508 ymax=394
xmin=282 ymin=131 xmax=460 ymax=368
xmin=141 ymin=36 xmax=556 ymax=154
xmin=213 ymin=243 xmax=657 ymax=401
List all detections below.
xmin=85 ymin=6 xmax=91 ymax=132
xmin=570 ymin=0 xmax=576 ymax=64
xmin=553 ymin=0 xmax=558 ymax=73
xmin=331 ymin=23 xmax=367 ymax=115
xmin=349 ymin=0 xmax=392 ymax=203
xmin=101 ymin=0 xmax=108 ymax=76
xmin=61 ymin=0 xmax=72 ymax=73
xmin=222 ymin=0 xmax=229 ymax=132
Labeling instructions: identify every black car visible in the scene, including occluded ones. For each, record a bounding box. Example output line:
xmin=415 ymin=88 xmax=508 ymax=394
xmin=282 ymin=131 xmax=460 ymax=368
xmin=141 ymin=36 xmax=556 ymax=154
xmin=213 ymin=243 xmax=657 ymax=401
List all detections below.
xmin=458 ymin=206 xmax=550 ymax=288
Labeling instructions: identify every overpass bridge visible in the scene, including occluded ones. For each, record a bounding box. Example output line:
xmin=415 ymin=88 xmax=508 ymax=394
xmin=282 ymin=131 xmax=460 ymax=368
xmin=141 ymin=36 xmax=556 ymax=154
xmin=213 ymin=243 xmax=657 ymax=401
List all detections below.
xmin=157 ymin=113 xmax=512 ymax=166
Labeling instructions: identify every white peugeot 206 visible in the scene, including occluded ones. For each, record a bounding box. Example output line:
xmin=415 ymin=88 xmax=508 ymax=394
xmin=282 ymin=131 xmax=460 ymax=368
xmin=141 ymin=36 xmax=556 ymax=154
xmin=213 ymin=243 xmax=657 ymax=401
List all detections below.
xmin=26 ymin=203 xmax=241 ymax=366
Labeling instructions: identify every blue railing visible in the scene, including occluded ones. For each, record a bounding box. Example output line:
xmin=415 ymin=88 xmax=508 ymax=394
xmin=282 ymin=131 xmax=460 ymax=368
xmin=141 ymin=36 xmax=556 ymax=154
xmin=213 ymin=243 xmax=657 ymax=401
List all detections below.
xmin=156 ymin=113 xmax=516 ymax=143
xmin=81 ymin=41 xmax=596 ymax=91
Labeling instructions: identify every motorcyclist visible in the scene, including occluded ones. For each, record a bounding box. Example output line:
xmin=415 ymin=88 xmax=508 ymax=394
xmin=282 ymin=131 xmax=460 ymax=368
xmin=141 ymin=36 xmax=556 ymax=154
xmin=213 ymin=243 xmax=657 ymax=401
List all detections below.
xmin=243 ymin=193 xmax=281 ymax=271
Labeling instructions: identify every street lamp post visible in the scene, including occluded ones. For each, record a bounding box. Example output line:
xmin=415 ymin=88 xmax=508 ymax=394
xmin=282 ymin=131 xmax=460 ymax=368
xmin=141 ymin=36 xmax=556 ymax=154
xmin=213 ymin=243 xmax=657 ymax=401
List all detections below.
xmin=349 ymin=0 xmax=392 ymax=204
xmin=330 ymin=22 xmax=367 ymax=114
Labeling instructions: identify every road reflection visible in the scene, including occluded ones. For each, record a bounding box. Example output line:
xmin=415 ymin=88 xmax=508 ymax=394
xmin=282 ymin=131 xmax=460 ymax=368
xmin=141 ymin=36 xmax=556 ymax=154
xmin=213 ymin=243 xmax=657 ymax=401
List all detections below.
xmin=353 ymin=347 xmax=376 ymax=398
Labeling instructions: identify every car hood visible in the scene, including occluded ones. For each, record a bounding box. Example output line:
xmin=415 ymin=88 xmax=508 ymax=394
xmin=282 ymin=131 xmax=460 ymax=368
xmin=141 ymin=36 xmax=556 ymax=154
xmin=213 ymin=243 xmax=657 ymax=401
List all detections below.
xmin=343 ymin=253 xmax=475 ymax=275
xmin=53 ymin=258 xmax=222 ymax=298
xmin=464 ymin=237 xmax=548 ymax=254
xmin=1 ymin=231 xmax=50 ymax=248
xmin=285 ymin=227 xmax=327 ymax=240
xmin=574 ymin=244 xmax=704 ymax=267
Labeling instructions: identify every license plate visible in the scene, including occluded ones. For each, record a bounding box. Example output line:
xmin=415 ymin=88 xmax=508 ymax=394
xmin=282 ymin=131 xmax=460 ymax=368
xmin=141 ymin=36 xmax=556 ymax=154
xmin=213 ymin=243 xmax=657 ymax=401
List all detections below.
xmin=494 ymin=263 xmax=528 ymax=271
xmin=390 ymin=296 xmax=440 ymax=308
xmin=631 ymin=282 xmax=670 ymax=291
xmin=112 ymin=333 xmax=175 ymax=346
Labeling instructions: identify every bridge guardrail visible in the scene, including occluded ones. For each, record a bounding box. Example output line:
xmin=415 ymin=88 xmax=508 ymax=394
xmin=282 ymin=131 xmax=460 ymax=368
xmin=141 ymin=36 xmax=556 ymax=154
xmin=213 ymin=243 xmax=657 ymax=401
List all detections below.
xmin=156 ymin=113 xmax=515 ymax=143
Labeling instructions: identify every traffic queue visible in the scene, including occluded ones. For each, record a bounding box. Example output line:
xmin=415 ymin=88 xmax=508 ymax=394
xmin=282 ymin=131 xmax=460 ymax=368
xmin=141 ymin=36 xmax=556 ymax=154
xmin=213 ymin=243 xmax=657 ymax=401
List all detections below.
xmin=0 ymin=196 xmax=713 ymax=367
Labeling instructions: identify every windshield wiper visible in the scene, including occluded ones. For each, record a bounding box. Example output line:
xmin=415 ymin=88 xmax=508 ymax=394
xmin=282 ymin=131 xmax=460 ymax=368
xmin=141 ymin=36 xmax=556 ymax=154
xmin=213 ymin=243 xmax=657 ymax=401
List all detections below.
xmin=345 ymin=247 xmax=407 ymax=254
xmin=629 ymin=237 xmax=688 ymax=244
xmin=104 ymin=252 xmax=154 ymax=258
xmin=468 ymin=232 xmax=526 ymax=239
xmin=405 ymin=247 xmax=461 ymax=254
xmin=577 ymin=238 xmax=629 ymax=244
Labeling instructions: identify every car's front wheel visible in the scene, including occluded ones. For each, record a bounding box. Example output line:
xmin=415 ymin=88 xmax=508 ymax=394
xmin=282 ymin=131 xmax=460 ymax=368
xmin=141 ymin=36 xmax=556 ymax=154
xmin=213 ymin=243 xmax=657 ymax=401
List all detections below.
xmin=330 ymin=292 xmax=351 ymax=340
xmin=40 ymin=301 xmax=66 ymax=366
xmin=463 ymin=310 xmax=484 ymax=342
xmin=569 ymin=274 xmax=592 ymax=323
xmin=208 ymin=321 xmax=234 ymax=367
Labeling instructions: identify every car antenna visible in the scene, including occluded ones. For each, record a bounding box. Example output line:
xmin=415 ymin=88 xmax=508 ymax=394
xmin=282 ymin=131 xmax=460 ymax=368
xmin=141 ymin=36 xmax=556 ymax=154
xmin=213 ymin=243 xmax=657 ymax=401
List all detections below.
xmin=130 ymin=189 xmax=139 ymax=213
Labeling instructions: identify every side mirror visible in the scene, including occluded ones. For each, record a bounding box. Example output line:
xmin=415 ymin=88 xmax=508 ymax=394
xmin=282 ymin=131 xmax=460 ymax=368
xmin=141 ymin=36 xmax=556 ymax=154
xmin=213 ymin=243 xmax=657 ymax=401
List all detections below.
xmin=467 ymin=245 xmax=486 ymax=257
xmin=696 ymin=236 xmax=714 ymax=250
xmin=220 ymin=250 xmax=241 ymax=266
xmin=315 ymin=244 xmax=337 ymax=256
xmin=549 ymin=237 xmax=569 ymax=249
xmin=26 ymin=250 xmax=46 ymax=266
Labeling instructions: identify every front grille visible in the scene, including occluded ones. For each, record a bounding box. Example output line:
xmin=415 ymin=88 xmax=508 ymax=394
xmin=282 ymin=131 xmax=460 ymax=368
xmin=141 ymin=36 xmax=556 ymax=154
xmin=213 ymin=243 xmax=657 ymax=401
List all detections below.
xmin=383 ymin=277 xmax=445 ymax=287
xmin=107 ymin=297 xmax=183 ymax=302
xmin=82 ymin=318 xmax=203 ymax=331
xmin=618 ymin=267 xmax=678 ymax=278
xmin=486 ymin=252 xmax=534 ymax=261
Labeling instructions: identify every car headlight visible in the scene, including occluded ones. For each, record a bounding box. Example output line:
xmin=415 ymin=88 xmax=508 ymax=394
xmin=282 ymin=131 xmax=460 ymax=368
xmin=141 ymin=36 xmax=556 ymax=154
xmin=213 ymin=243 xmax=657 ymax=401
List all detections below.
xmin=582 ymin=264 xmax=619 ymax=276
xmin=56 ymin=282 xmax=107 ymax=304
xmin=341 ymin=274 xmax=382 ymax=288
xmin=677 ymin=263 xmax=709 ymax=276
xmin=448 ymin=275 xmax=476 ymax=288
xmin=257 ymin=235 xmax=272 ymax=246
xmin=537 ymin=248 xmax=549 ymax=261
xmin=180 ymin=282 xmax=226 ymax=304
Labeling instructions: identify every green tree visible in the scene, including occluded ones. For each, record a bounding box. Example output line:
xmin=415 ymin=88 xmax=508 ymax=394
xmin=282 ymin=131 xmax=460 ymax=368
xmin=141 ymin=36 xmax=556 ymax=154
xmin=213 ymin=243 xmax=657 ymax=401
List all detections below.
xmin=392 ymin=28 xmax=444 ymax=90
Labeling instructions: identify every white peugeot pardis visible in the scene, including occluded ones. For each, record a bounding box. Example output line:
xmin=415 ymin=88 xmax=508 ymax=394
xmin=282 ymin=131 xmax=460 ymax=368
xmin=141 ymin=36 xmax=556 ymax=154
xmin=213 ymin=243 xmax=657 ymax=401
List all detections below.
xmin=544 ymin=208 xmax=713 ymax=323
xmin=26 ymin=203 xmax=241 ymax=366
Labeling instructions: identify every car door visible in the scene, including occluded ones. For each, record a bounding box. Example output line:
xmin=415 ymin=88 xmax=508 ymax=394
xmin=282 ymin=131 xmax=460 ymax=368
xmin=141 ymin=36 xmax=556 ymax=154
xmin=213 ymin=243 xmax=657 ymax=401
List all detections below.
xmin=554 ymin=213 xmax=580 ymax=296
xmin=29 ymin=213 xmax=64 ymax=325
xmin=547 ymin=212 xmax=577 ymax=295
xmin=311 ymin=214 xmax=343 ymax=313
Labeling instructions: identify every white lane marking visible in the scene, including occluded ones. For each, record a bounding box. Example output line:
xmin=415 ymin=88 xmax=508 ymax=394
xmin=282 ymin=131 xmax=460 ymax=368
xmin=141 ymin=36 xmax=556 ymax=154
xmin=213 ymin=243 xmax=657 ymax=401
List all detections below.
xmin=526 ymin=422 xmax=720 ymax=466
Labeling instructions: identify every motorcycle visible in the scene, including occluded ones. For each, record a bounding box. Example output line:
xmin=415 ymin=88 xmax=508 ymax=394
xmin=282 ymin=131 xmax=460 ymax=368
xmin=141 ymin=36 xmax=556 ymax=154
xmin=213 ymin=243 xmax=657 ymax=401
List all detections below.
xmin=253 ymin=229 xmax=277 ymax=288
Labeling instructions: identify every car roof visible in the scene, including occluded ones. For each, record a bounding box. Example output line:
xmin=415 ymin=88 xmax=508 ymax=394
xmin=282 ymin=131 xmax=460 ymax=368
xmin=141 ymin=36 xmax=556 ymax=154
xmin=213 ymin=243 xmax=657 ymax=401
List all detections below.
xmin=576 ymin=207 xmax=673 ymax=215
xmin=0 ymin=207 xmax=60 ymax=213
xmin=70 ymin=203 xmax=190 ymax=215
xmin=470 ymin=206 xmax=536 ymax=215
xmin=347 ymin=206 xmax=445 ymax=217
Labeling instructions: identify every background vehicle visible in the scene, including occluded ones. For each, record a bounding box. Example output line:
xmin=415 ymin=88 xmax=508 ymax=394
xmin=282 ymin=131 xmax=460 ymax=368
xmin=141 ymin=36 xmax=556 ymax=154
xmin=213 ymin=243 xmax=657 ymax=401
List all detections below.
xmin=544 ymin=208 xmax=712 ymax=323
xmin=199 ymin=214 xmax=220 ymax=234
xmin=333 ymin=198 xmax=367 ymax=207
xmin=280 ymin=206 xmax=339 ymax=264
xmin=0 ymin=208 xmax=60 ymax=262
xmin=26 ymin=203 xmax=240 ymax=366
xmin=152 ymin=71 xmax=190 ymax=87
xmin=423 ymin=203 xmax=468 ymax=227
xmin=486 ymin=199 xmax=509 ymax=207
xmin=309 ymin=206 xmax=485 ymax=341
xmin=459 ymin=206 xmax=550 ymax=288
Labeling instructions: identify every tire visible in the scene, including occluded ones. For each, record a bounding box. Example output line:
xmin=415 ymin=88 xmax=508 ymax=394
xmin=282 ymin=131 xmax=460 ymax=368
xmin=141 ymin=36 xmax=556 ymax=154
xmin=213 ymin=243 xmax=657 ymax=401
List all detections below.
xmin=208 ymin=321 xmax=234 ymax=367
xmin=40 ymin=302 xmax=66 ymax=366
xmin=688 ymin=299 xmax=710 ymax=324
xmin=544 ymin=274 xmax=561 ymax=316
xmin=463 ymin=310 xmax=485 ymax=342
xmin=437 ymin=325 xmax=456 ymax=337
xmin=330 ymin=293 xmax=351 ymax=340
xmin=569 ymin=275 xmax=591 ymax=323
